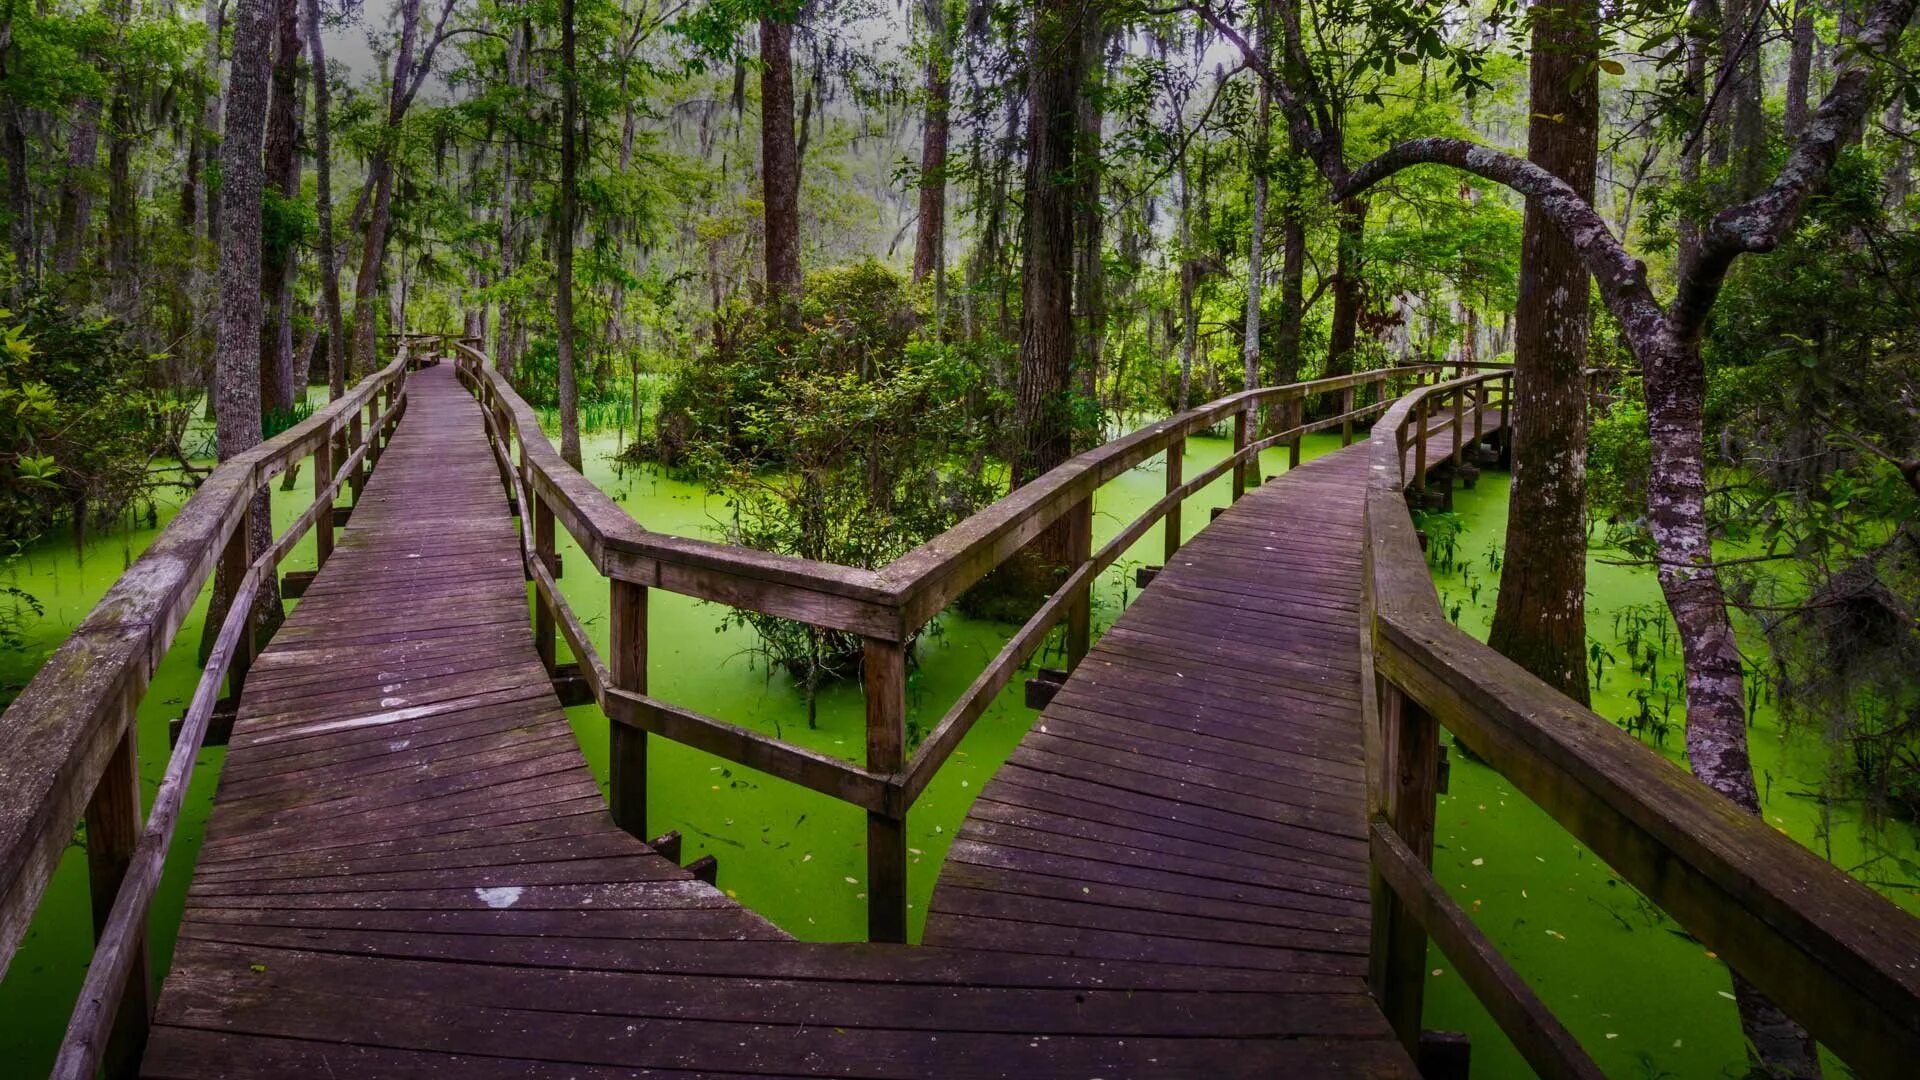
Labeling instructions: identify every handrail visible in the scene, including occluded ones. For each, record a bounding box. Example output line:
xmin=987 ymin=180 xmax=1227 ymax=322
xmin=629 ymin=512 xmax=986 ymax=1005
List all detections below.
xmin=1362 ymin=371 xmax=1920 ymax=1078
xmin=0 ymin=349 xmax=410 ymax=1077
xmin=447 ymin=333 xmax=1458 ymax=941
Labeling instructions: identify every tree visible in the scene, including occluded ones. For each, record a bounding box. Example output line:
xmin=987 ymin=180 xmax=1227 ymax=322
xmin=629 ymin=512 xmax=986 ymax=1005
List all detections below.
xmin=1012 ymin=0 xmax=1089 ymax=488
xmin=260 ymin=0 xmax=303 ymax=417
xmin=349 ymin=0 xmax=460 ymax=378
xmin=911 ymin=0 xmax=952 ymax=293
xmin=208 ymin=0 xmax=283 ymax=654
xmin=760 ymin=4 xmax=802 ymax=302
xmin=1240 ymin=0 xmax=1270 ymax=481
xmin=307 ymin=0 xmax=346 ymax=400
xmin=555 ymin=0 xmax=583 ymax=468
xmin=1487 ymin=0 xmax=1598 ymax=706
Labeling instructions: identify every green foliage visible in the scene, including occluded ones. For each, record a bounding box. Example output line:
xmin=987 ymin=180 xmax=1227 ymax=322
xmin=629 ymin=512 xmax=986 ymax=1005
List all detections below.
xmin=0 ymin=294 xmax=159 ymax=546
xmin=660 ymin=262 xmax=999 ymax=692
xmin=1587 ymin=395 xmax=1650 ymax=524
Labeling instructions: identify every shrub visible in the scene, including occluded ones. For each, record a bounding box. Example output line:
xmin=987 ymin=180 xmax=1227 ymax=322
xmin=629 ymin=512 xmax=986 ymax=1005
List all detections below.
xmin=659 ymin=263 xmax=1000 ymax=702
xmin=0 ymin=294 xmax=159 ymax=547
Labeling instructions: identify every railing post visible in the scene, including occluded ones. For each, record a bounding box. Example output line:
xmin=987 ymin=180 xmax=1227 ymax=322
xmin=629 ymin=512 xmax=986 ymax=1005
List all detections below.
xmin=1370 ymin=677 xmax=1441 ymax=1055
xmin=1413 ymin=397 xmax=1429 ymax=495
xmin=1288 ymin=395 xmax=1303 ymax=469
xmin=1451 ymin=383 xmax=1465 ymax=468
xmin=608 ymin=578 xmax=648 ymax=840
xmin=219 ymin=519 xmax=256 ymax=692
xmin=1473 ymin=379 xmax=1486 ymax=447
xmin=533 ymin=495 xmax=557 ymax=673
xmin=863 ymin=638 xmax=909 ymax=944
xmin=314 ymin=426 xmax=334 ymax=568
xmin=1163 ymin=436 xmax=1184 ymax=561
xmin=347 ymin=402 xmax=366 ymax=498
xmin=367 ymin=393 xmax=382 ymax=467
xmin=1498 ymin=373 xmax=1513 ymax=469
xmin=1231 ymin=408 xmax=1248 ymax=502
xmin=84 ymin=711 xmax=150 ymax=1079
xmin=1341 ymin=385 xmax=1356 ymax=447
xmin=1065 ymin=496 xmax=1093 ymax=670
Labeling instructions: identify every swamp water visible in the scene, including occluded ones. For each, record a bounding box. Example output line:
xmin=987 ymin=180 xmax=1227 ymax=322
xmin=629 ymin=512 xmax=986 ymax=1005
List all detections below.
xmin=1420 ymin=471 xmax=1920 ymax=1079
xmin=0 ymin=413 xmax=1912 ymax=1080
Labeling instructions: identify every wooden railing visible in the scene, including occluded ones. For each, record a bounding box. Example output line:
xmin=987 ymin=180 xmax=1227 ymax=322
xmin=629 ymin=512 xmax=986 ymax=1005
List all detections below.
xmin=452 ymin=335 xmax=1445 ymax=942
xmin=0 ymin=351 xmax=411 ymax=1078
xmin=1363 ymin=370 xmax=1920 ymax=1079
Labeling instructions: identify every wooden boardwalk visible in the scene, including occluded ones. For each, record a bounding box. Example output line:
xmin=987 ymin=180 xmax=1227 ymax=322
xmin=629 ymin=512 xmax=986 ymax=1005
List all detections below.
xmin=142 ymin=364 xmax=1495 ymax=1076
xmin=923 ymin=446 xmax=1382 ymax=984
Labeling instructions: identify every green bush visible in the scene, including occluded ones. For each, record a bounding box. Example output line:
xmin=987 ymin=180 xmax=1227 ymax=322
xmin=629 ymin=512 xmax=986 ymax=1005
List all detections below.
xmin=0 ymin=294 xmax=159 ymax=546
xmin=658 ymin=262 xmax=1001 ymax=699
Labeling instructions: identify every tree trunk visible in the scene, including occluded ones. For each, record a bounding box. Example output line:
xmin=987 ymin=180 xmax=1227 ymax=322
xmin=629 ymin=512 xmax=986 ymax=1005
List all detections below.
xmin=1012 ymin=0 xmax=1086 ymax=488
xmin=760 ymin=13 xmax=802 ymax=303
xmin=208 ymin=0 xmax=284 ymax=658
xmin=104 ymin=0 xmax=135 ymax=322
xmin=1641 ymin=328 xmax=1823 ymax=1078
xmin=1887 ymin=97 xmax=1911 ymax=209
xmin=2 ymin=61 xmax=34 ymax=300
xmin=259 ymin=0 xmax=302 ymax=415
xmin=1241 ymin=2 xmax=1271 ymax=476
xmin=1784 ymin=0 xmax=1815 ymax=140
xmin=1488 ymin=0 xmax=1598 ymax=706
xmin=1175 ymin=148 xmax=1196 ymax=411
xmin=1721 ymin=0 xmax=1767 ymax=197
xmin=1274 ymin=206 xmax=1304 ymax=386
xmin=190 ymin=0 xmax=227 ymax=369
xmin=911 ymin=0 xmax=950 ymax=294
xmin=305 ymin=0 xmax=346 ymax=399
xmin=1073 ymin=16 xmax=1108 ymax=446
xmin=554 ymin=0 xmax=582 ymax=468
xmin=51 ymin=96 xmax=100 ymax=276
xmin=350 ymin=156 xmax=394 ymax=378
xmin=1325 ymin=197 xmax=1367 ymax=377
xmin=350 ymin=0 xmax=427 ymax=379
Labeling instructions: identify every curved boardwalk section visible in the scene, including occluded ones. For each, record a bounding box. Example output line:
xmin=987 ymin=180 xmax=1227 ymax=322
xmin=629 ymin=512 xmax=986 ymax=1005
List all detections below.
xmin=923 ymin=439 xmax=1397 ymax=1029
xmin=143 ymin=363 xmax=1425 ymax=1077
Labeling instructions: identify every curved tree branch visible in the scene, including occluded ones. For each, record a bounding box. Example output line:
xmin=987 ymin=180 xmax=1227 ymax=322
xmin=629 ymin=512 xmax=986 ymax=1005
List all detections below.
xmin=1672 ymin=0 xmax=1920 ymax=342
xmin=1336 ymin=136 xmax=1666 ymax=348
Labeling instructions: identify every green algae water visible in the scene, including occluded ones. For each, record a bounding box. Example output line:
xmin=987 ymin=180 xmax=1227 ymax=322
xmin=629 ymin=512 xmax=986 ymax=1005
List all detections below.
xmin=1419 ymin=471 xmax=1920 ymax=1079
xmin=541 ymin=423 xmax=1341 ymax=942
xmin=4 ymin=405 xmax=1914 ymax=1078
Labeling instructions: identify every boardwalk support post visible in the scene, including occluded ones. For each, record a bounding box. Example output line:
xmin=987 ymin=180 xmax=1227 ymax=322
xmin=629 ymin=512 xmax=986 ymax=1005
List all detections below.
xmin=1065 ymin=497 xmax=1092 ymax=670
xmin=863 ymin=637 xmax=909 ymax=943
xmin=83 ymin=713 xmax=150 ymax=1080
xmin=347 ymin=403 xmax=366 ymax=498
xmin=218 ymin=519 xmax=255 ymax=693
xmin=314 ymin=434 xmax=334 ymax=568
xmin=533 ymin=496 xmax=557 ymax=673
xmin=1412 ymin=398 xmax=1429 ymax=498
xmin=609 ymin=579 xmax=649 ymax=840
xmin=1163 ymin=436 xmax=1184 ymax=561
xmin=1451 ymin=385 xmax=1465 ymax=469
xmin=1371 ymin=678 xmax=1440 ymax=1056
xmin=1231 ymin=409 xmax=1248 ymax=502
xmin=1342 ymin=385 xmax=1357 ymax=447
xmin=1289 ymin=391 xmax=1304 ymax=469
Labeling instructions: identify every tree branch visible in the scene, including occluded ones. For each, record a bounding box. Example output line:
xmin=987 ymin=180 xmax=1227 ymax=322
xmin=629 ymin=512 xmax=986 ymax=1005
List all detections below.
xmin=1335 ymin=136 xmax=1666 ymax=344
xmin=1670 ymin=0 xmax=1920 ymax=342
